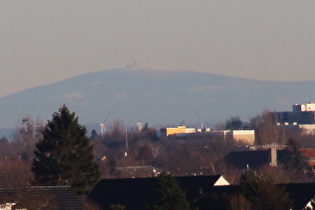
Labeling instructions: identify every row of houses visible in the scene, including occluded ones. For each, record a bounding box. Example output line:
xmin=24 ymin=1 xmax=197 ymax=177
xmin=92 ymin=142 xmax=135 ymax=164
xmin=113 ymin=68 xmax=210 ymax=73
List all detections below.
xmin=1 ymin=171 xmax=313 ymax=209
xmin=1 ymin=150 xmax=314 ymax=208
xmin=87 ymin=175 xmax=315 ymax=210
xmin=3 ymin=102 xmax=315 ymax=209
xmin=88 ymin=141 xmax=315 ymax=209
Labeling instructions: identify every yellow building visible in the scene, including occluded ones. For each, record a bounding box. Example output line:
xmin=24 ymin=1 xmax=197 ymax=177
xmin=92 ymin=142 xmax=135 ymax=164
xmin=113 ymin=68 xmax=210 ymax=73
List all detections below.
xmin=160 ymin=125 xmax=187 ymax=137
xmin=160 ymin=125 xmax=255 ymax=145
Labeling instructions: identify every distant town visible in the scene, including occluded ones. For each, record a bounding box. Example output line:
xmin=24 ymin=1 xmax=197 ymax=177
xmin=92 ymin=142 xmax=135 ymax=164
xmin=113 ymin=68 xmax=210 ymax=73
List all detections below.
xmin=0 ymin=102 xmax=315 ymax=209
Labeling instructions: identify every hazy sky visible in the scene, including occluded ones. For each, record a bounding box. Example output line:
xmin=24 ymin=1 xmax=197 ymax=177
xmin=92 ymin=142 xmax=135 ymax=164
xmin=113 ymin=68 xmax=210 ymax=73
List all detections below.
xmin=1 ymin=1 xmax=315 ymax=98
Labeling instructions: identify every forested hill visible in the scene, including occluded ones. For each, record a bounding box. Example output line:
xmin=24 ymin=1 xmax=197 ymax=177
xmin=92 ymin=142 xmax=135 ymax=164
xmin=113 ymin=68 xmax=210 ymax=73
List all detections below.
xmin=0 ymin=67 xmax=315 ymax=130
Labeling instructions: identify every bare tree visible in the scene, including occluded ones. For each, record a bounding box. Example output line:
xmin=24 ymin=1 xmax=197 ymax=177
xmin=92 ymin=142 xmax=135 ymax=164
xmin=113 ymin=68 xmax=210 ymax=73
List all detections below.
xmin=13 ymin=116 xmax=44 ymax=161
xmin=249 ymin=110 xmax=286 ymax=145
xmin=0 ymin=159 xmax=32 ymax=187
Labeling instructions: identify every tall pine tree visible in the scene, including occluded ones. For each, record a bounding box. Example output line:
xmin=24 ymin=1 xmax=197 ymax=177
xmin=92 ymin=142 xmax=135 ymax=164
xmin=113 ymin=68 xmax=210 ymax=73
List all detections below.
xmin=31 ymin=105 xmax=100 ymax=195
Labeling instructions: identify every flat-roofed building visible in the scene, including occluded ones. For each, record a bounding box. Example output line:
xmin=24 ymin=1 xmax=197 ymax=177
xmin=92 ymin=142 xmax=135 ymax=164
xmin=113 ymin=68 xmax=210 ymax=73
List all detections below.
xmin=226 ymin=130 xmax=255 ymax=145
xmin=160 ymin=125 xmax=255 ymax=145
xmin=278 ymin=102 xmax=315 ymax=125
xmin=160 ymin=125 xmax=187 ymax=137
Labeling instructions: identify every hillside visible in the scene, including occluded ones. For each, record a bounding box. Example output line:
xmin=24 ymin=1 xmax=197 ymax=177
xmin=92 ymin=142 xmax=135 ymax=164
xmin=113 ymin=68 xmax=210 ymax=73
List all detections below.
xmin=0 ymin=67 xmax=314 ymax=133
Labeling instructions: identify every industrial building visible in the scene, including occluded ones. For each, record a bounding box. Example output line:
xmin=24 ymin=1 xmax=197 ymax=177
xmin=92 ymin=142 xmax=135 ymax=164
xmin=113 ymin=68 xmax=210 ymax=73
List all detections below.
xmin=277 ymin=102 xmax=315 ymax=125
xmin=160 ymin=125 xmax=210 ymax=137
xmin=276 ymin=102 xmax=315 ymax=134
xmin=160 ymin=125 xmax=255 ymax=145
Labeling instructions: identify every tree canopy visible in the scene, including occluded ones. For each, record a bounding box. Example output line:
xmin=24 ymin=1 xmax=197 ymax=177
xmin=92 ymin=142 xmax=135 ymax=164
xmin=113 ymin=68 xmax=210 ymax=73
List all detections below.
xmin=249 ymin=110 xmax=287 ymax=145
xmin=32 ymin=105 xmax=100 ymax=195
xmin=240 ymin=170 xmax=292 ymax=210
xmin=225 ymin=116 xmax=244 ymax=130
xmin=149 ymin=172 xmax=190 ymax=210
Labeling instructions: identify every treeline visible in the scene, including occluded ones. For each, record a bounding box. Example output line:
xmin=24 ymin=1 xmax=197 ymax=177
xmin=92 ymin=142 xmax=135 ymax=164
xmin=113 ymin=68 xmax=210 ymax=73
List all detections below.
xmin=0 ymin=116 xmax=43 ymax=187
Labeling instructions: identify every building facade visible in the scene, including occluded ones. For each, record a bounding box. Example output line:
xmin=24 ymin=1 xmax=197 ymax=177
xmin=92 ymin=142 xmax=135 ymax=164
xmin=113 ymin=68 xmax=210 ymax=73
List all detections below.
xmin=278 ymin=102 xmax=315 ymax=125
xmin=160 ymin=125 xmax=255 ymax=145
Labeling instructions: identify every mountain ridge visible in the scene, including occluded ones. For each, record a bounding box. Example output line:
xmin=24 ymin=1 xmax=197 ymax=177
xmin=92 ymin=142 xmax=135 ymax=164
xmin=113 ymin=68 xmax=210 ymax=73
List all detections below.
xmin=1 ymin=67 xmax=315 ymax=132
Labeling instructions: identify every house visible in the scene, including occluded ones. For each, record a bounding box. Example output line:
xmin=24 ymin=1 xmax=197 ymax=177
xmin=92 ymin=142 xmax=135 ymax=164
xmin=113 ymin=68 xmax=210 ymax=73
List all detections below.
xmin=0 ymin=186 xmax=83 ymax=210
xmin=222 ymin=147 xmax=290 ymax=170
xmin=88 ymin=175 xmax=229 ymax=210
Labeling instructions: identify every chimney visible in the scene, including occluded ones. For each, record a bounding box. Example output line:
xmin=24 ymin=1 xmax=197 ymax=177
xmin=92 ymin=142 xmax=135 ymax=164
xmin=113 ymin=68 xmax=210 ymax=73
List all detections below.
xmin=270 ymin=144 xmax=277 ymax=167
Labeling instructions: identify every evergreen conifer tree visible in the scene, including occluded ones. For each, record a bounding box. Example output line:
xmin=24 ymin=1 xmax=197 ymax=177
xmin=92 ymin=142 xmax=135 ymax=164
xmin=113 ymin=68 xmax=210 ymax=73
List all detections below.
xmin=150 ymin=172 xmax=190 ymax=210
xmin=31 ymin=105 xmax=100 ymax=195
xmin=282 ymin=138 xmax=311 ymax=173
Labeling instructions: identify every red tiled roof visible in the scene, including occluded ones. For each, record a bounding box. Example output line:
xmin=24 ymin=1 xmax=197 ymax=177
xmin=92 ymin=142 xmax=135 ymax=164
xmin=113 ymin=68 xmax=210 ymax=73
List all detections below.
xmin=300 ymin=148 xmax=315 ymax=158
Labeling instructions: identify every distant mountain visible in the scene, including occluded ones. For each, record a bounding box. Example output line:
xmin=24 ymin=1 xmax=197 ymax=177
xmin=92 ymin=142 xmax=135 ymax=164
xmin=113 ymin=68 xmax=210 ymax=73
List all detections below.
xmin=0 ymin=67 xmax=315 ymax=134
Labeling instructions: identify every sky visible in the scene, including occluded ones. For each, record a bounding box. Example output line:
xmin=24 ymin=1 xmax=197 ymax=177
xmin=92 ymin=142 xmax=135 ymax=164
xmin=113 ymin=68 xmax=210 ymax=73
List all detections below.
xmin=1 ymin=1 xmax=315 ymax=98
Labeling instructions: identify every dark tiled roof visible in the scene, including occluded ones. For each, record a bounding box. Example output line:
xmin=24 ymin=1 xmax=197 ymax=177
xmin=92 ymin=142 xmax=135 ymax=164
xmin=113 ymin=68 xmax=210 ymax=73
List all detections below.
xmin=223 ymin=149 xmax=290 ymax=170
xmin=177 ymin=175 xmax=223 ymax=199
xmin=88 ymin=175 xmax=225 ymax=210
xmin=205 ymin=183 xmax=315 ymax=210
xmin=89 ymin=178 xmax=154 ymax=210
xmin=0 ymin=186 xmax=83 ymax=210
xmin=279 ymin=183 xmax=315 ymax=210
xmin=89 ymin=175 xmax=315 ymax=210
